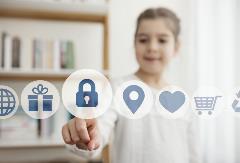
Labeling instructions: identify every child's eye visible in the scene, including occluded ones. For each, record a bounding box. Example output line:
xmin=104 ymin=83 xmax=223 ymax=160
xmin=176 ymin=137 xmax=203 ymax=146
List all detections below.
xmin=158 ymin=39 xmax=167 ymax=44
xmin=138 ymin=38 xmax=148 ymax=43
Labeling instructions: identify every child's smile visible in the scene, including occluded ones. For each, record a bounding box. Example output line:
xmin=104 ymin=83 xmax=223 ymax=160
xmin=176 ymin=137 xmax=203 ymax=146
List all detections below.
xmin=143 ymin=56 xmax=162 ymax=62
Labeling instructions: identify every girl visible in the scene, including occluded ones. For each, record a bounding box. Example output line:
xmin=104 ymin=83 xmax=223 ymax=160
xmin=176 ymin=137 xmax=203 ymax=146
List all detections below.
xmin=62 ymin=7 xmax=200 ymax=163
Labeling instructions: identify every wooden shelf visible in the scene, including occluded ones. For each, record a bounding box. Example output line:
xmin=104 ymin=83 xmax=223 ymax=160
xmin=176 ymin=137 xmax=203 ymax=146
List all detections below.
xmin=0 ymin=5 xmax=107 ymax=23
xmin=0 ymin=139 xmax=89 ymax=162
xmin=0 ymin=69 xmax=73 ymax=80
xmin=0 ymin=138 xmax=102 ymax=162
xmin=0 ymin=0 xmax=108 ymax=17
xmin=0 ymin=69 xmax=110 ymax=80
xmin=0 ymin=138 xmax=64 ymax=149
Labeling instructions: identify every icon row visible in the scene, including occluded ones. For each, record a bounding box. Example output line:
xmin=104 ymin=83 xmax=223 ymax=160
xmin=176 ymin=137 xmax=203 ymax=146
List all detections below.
xmin=0 ymin=81 xmax=60 ymax=120
xmin=1 ymin=69 xmax=240 ymax=120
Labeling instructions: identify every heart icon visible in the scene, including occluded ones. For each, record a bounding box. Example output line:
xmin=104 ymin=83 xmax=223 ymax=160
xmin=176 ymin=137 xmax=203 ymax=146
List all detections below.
xmin=159 ymin=91 xmax=185 ymax=113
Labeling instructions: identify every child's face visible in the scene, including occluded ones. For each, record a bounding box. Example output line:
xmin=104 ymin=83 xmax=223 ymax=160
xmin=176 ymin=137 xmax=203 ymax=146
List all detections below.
xmin=135 ymin=18 xmax=179 ymax=75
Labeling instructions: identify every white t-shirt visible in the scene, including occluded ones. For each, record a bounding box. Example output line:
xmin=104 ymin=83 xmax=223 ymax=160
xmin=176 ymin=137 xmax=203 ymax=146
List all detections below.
xmin=67 ymin=74 xmax=201 ymax=163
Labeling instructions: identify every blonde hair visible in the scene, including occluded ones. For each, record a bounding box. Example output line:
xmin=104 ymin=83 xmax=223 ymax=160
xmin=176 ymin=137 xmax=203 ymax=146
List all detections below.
xmin=135 ymin=7 xmax=181 ymax=41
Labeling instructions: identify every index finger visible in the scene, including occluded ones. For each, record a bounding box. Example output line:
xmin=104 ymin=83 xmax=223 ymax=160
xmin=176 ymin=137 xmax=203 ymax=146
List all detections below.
xmin=75 ymin=118 xmax=90 ymax=143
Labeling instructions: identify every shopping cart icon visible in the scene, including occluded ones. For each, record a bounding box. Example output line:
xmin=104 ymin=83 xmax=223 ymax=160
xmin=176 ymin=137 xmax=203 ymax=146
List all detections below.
xmin=194 ymin=96 xmax=222 ymax=115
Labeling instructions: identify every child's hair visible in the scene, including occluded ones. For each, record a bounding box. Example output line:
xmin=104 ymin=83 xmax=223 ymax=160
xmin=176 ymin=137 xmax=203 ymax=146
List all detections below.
xmin=135 ymin=7 xmax=181 ymax=41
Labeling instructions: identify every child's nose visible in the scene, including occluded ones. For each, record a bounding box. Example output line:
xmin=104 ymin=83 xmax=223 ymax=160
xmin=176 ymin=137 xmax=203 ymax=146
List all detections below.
xmin=148 ymin=40 xmax=159 ymax=52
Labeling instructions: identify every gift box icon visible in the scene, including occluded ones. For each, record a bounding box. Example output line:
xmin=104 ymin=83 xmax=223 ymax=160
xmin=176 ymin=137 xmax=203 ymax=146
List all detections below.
xmin=28 ymin=84 xmax=53 ymax=112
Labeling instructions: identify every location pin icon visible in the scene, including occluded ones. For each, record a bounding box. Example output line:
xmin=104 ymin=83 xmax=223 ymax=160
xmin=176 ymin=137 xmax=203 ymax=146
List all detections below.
xmin=123 ymin=85 xmax=145 ymax=114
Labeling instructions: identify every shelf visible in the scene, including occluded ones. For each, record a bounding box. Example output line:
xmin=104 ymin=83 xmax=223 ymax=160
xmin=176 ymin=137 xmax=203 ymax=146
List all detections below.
xmin=0 ymin=138 xmax=65 ymax=149
xmin=0 ymin=138 xmax=88 ymax=162
xmin=0 ymin=69 xmax=74 ymax=80
xmin=0 ymin=0 xmax=108 ymax=16
xmin=0 ymin=69 xmax=110 ymax=80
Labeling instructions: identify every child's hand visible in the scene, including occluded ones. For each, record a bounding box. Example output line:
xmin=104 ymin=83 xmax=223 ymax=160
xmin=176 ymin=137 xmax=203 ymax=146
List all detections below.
xmin=62 ymin=117 xmax=100 ymax=151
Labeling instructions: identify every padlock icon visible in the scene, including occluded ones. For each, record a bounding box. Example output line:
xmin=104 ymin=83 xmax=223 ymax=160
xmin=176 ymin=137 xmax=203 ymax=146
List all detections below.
xmin=76 ymin=79 xmax=98 ymax=107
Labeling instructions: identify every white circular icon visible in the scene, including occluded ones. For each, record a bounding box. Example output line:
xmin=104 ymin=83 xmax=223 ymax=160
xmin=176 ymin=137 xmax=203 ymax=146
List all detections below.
xmin=191 ymin=86 xmax=225 ymax=119
xmin=226 ymin=87 xmax=240 ymax=117
xmin=155 ymin=85 xmax=189 ymax=119
xmin=114 ymin=80 xmax=153 ymax=119
xmin=21 ymin=80 xmax=60 ymax=119
xmin=0 ymin=85 xmax=19 ymax=119
xmin=62 ymin=69 xmax=112 ymax=119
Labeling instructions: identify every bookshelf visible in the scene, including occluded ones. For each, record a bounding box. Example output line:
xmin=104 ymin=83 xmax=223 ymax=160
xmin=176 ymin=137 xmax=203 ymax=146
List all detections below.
xmin=0 ymin=0 xmax=109 ymax=163
xmin=0 ymin=0 xmax=109 ymax=79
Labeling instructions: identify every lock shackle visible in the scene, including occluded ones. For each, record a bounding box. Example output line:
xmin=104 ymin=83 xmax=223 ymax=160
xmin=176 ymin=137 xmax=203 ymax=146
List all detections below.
xmin=78 ymin=79 xmax=96 ymax=92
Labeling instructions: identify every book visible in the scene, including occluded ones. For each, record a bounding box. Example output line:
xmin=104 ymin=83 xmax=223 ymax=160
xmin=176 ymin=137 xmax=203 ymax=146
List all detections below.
xmin=1 ymin=32 xmax=7 ymax=68
xmin=12 ymin=36 xmax=21 ymax=68
xmin=66 ymin=41 xmax=75 ymax=69
xmin=60 ymin=41 xmax=67 ymax=69
xmin=60 ymin=40 xmax=75 ymax=69
xmin=52 ymin=104 xmax=68 ymax=139
xmin=46 ymin=40 xmax=54 ymax=69
xmin=53 ymin=40 xmax=60 ymax=71
xmin=0 ymin=107 xmax=38 ymax=140
xmin=33 ymin=39 xmax=56 ymax=70
xmin=0 ymin=32 xmax=2 ymax=68
xmin=4 ymin=33 xmax=12 ymax=70
xmin=33 ymin=39 xmax=43 ymax=68
xmin=40 ymin=117 xmax=54 ymax=138
xmin=41 ymin=40 xmax=47 ymax=69
xmin=1 ymin=37 xmax=75 ymax=71
xmin=20 ymin=37 xmax=33 ymax=70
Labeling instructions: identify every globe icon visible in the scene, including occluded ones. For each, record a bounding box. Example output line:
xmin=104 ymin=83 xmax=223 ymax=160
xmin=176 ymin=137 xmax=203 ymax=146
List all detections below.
xmin=0 ymin=88 xmax=16 ymax=116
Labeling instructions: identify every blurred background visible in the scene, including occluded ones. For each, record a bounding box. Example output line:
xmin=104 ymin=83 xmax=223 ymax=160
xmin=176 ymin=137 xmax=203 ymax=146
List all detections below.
xmin=0 ymin=0 xmax=240 ymax=163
